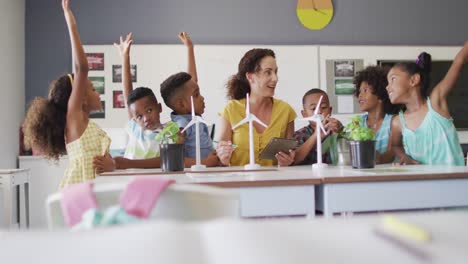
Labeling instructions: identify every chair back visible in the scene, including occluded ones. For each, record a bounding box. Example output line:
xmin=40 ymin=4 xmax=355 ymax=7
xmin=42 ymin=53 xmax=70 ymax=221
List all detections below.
xmin=46 ymin=181 xmax=239 ymax=229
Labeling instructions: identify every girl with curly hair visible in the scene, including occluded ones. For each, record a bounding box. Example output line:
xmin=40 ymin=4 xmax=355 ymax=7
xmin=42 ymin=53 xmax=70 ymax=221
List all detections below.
xmin=22 ymin=0 xmax=113 ymax=189
xmin=353 ymin=65 xmax=400 ymax=164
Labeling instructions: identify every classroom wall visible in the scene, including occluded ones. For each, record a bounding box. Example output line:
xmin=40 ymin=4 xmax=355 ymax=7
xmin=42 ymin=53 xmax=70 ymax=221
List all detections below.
xmin=25 ymin=0 xmax=468 ymax=105
xmin=0 ymin=0 xmax=25 ymax=168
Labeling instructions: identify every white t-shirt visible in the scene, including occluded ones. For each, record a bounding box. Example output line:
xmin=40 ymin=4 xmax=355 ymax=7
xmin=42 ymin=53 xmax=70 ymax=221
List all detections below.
xmin=124 ymin=120 xmax=161 ymax=159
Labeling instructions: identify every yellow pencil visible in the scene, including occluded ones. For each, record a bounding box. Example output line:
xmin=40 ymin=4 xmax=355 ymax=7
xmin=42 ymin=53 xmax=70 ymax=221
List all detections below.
xmin=382 ymin=215 xmax=431 ymax=242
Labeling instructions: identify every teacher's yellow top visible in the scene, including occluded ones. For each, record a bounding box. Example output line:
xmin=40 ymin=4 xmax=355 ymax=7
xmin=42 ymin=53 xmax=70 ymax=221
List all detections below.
xmin=221 ymin=98 xmax=297 ymax=166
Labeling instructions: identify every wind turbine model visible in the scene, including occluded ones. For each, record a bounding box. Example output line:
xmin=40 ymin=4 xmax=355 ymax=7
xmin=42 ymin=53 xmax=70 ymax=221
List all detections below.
xmin=182 ymin=96 xmax=208 ymax=171
xmin=298 ymin=95 xmax=328 ymax=169
xmin=232 ymin=93 xmax=268 ymax=170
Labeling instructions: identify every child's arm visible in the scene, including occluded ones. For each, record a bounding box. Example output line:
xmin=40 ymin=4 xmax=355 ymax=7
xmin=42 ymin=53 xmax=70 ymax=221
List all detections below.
xmin=390 ymin=116 xmax=419 ymax=165
xmin=294 ymin=130 xmax=319 ymax=164
xmin=112 ymin=156 xmax=161 ymax=170
xmin=375 ymin=115 xmax=396 ymax=164
xmin=431 ymin=42 xmax=468 ymax=118
xmin=179 ymin=32 xmax=198 ymax=83
xmin=93 ymin=154 xmax=116 ymax=174
xmin=114 ymin=33 xmax=134 ymax=119
xmin=216 ymin=117 xmax=235 ymax=166
xmin=62 ymin=0 xmax=89 ymax=141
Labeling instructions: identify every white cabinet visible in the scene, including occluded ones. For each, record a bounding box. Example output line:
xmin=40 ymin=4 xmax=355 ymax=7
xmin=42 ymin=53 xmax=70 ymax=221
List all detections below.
xmin=19 ymin=156 xmax=66 ymax=229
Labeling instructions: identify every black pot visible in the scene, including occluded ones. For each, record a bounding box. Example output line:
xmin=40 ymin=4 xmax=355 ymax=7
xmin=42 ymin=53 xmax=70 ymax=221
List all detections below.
xmin=160 ymin=144 xmax=185 ymax=172
xmin=348 ymin=140 xmax=376 ymax=169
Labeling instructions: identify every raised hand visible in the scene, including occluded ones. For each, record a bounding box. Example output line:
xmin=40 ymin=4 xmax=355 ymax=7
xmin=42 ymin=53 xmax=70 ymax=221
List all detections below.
xmin=114 ymin=32 xmax=133 ymax=57
xmin=458 ymin=41 xmax=468 ymax=63
xmin=62 ymin=0 xmax=75 ymax=24
xmin=178 ymin=32 xmax=193 ymax=48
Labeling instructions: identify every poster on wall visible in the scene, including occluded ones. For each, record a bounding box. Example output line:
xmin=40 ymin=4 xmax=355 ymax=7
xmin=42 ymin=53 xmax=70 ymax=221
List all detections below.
xmin=89 ymin=76 xmax=105 ymax=94
xmin=90 ymin=101 xmax=105 ymax=119
xmin=334 ymin=79 xmax=354 ymax=95
xmin=112 ymin=65 xmax=137 ymax=83
xmin=334 ymin=60 xmax=355 ymax=77
xmin=113 ymin=90 xmax=125 ymax=108
xmin=86 ymin=53 xmax=104 ymax=71
xmin=326 ymin=59 xmax=363 ymax=114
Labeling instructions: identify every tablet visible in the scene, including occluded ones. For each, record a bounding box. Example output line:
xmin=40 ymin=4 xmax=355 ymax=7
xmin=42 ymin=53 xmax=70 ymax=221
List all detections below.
xmin=259 ymin=137 xmax=298 ymax=160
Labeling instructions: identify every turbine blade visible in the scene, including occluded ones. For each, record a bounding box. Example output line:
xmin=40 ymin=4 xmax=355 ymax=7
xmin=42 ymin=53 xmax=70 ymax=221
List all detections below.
xmin=232 ymin=117 xmax=249 ymax=130
xmin=191 ymin=96 xmax=195 ymax=118
xmin=246 ymin=93 xmax=250 ymax=115
xmin=314 ymin=95 xmax=323 ymax=116
xmin=252 ymin=115 xmax=268 ymax=128
xmin=181 ymin=120 xmax=196 ymax=133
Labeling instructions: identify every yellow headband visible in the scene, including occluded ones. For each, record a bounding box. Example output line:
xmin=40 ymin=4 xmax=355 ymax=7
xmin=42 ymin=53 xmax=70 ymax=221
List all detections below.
xmin=67 ymin=74 xmax=74 ymax=86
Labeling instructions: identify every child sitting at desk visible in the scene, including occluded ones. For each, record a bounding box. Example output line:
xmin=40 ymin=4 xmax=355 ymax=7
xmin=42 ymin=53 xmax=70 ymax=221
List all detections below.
xmin=94 ymin=33 xmax=168 ymax=171
xmin=388 ymin=42 xmax=468 ymax=165
xmin=159 ymin=32 xmax=219 ymax=167
xmin=353 ymin=65 xmax=401 ymax=164
xmin=294 ymin=89 xmax=343 ymax=165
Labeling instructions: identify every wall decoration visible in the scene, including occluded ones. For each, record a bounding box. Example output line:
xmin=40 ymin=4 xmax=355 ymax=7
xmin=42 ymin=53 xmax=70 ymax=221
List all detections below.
xmin=112 ymin=64 xmax=137 ymax=83
xmin=89 ymin=76 xmax=105 ymax=94
xmin=296 ymin=0 xmax=334 ymax=30
xmin=334 ymin=60 xmax=355 ymax=77
xmin=326 ymin=59 xmax=364 ymax=114
xmin=334 ymin=79 xmax=355 ymax=95
xmin=113 ymin=90 xmax=125 ymax=108
xmin=86 ymin=53 xmax=104 ymax=71
xmin=90 ymin=101 xmax=105 ymax=119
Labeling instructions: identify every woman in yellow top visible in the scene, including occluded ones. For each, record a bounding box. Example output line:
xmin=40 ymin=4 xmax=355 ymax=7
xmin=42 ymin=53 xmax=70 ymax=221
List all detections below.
xmin=22 ymin=0 xmax=113 ymax=189
xmin=217 ymin=48 xmax=297 ymax=166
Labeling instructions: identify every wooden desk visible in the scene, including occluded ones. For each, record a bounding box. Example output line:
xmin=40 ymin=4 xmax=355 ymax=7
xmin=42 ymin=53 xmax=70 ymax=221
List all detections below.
xmin=0 ymin=169 xmax=30 ymax=229
xmin=99 ymin=166 xmax=322 ymax=218
xmin=315 ymin=165 xmax=468 ymax=217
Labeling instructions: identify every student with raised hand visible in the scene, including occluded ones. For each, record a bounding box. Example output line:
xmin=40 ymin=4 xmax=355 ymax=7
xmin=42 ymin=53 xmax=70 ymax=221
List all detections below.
xmin=388 ymin=42 xmax=468 ymax=165
xmin=216 ymin=48 xmax=297 ymax=167
xmin=22 ymin=0 xmax=113 ymax=189
xmin=294 ymin=89 xmax=343 ymax=165
xmin=353 ymin=65 xmax=400 ymax=164
xmin=104 ymin=32 xmax=165 ymax=170
xmin=159 ymin=32 xmax=219 ymax=167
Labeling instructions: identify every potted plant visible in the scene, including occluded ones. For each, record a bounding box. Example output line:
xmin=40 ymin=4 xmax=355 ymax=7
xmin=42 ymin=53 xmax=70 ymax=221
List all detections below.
xmin=342 ymin=115 xmax=376 ymax=169
xmin=155 ymin=121 xmax=185 ymax=172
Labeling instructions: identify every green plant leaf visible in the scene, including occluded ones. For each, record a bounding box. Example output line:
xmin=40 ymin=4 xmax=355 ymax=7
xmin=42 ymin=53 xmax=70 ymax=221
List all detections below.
xmin=155 ymin=121 xmax=180 ymax=144
xmin=341 ymin=115 xmax=375 ymax=141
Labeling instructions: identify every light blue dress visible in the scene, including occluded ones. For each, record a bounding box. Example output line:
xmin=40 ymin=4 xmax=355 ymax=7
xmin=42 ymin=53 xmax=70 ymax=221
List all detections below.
xmin=360 ymin=114 xmax=393 ymax=154
xmin=399 ymin=97 xmax=464 ymax=165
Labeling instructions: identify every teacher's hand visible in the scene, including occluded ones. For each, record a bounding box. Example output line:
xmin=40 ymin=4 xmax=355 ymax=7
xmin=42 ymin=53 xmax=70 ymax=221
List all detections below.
xmin=216 ymin=140 xmax=235 ymax=166
xmin=276 ymin=149 xmax=295 ymax=166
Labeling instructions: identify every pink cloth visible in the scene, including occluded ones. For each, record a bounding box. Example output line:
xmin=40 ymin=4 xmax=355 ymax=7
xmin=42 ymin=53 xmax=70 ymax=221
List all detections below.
xmin=60 ymin=178 xmax=174 ymax=227
xmin=60 ymin=182 xmax=97 ymax=227
xmin=120 ymin=177 xmax=175 ymax=218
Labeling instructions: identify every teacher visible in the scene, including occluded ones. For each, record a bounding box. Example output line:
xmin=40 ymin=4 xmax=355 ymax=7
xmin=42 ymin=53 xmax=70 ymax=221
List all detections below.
xmin=216 ymin=48 xmax=297 ymax=166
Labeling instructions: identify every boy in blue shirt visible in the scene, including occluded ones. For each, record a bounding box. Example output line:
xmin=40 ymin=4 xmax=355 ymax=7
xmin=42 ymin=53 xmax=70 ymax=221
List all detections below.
xmin=160 ymin=32 xmax=219 ymax=167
